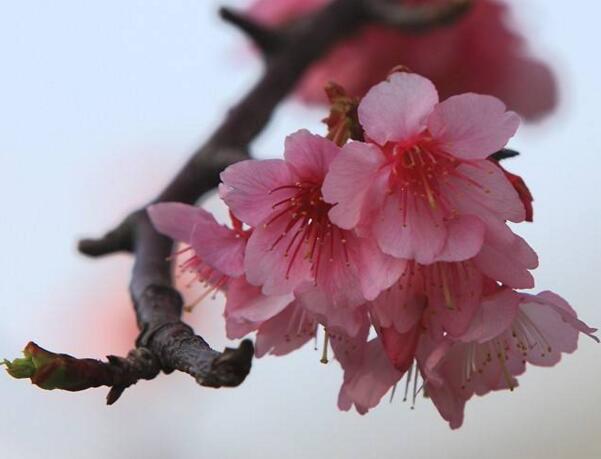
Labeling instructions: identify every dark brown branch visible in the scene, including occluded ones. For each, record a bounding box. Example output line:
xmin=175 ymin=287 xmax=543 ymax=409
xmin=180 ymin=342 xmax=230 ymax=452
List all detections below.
xmin=219 ymin=7 xmax=281 ymax=54
xmin=34 ymin=0 xmax=472 ymax=402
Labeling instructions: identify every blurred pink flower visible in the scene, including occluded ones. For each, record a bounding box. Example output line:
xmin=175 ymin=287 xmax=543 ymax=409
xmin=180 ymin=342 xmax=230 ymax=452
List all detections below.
xmin=248 ymin=0 xmax=557 ymax=121
xmin=220 ymin=129 xmax=404 ymax=308
xmin=323 ymin=72 xmax=523 ymax=265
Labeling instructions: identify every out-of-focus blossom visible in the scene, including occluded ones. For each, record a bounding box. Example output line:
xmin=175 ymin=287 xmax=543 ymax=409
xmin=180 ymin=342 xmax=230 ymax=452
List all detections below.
xmin=248 ymin=0 xmax=557 ymax=121
xmin=323 ymin=72 xmax=523 ymax=265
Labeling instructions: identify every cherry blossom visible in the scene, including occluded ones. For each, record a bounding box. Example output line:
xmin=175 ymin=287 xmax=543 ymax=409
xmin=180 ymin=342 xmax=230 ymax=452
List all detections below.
xmin=323 ymin=72 xmax=523 ymax=264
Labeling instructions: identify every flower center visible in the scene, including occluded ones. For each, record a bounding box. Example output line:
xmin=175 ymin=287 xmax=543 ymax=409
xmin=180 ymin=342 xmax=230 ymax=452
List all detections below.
xmin=383 ymin=134 xmax=466 ymax=211
xmin=268 ymin=181 xmax=350 ymax=281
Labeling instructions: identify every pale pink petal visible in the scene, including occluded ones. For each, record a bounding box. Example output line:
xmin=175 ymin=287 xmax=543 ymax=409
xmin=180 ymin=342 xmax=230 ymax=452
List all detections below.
xmin=514 ymin=292 xmax=598 ymax=366
xmin=534 ymin=291 xmax=599 ymax=340
xmin=428 ymin=93 xmax=520 ymax=159
xmin=358 ymin=72 xmax=439 ymax=145
xmin=298 ymin=288 xmax=367 ymax=337
xmin=425 ymin=382 xmax=466 ymax=430
xmin=436 ymin=215 xmax=486 ymax=262
xmin=378 ymin=324 xmax=421 ymax=373
xmin=219 ymin=159 xmax=296 ymax=227
xmin=338 ymin=339 xmax=403 ymax=413
xmin=354 ymin=237 xmax=406 ymax=301
xmin=255 ymin=302 xmax=316 ymax=357
xmin=425 ymin=262 xmax=484 ymax=338
xmin=473 ymin=233 xmax=537 ymax=289
xmin=225 ymin=316 xmax=257 ymax=340
xmin=330 ymin=315 xmax=371 ymax=370
xmin=369 ymin=282 xmax=423 ymax=334
xmin=442 ymin=161 xmax=526 ymax=224
xmin=284 ymin=129 xmax=339 ymax=180
xmin=225 ymin=277 xmax=294 ymax=323
xmin=459 ymin=288 xmax=521 ymax=343
xmin=148 ymin=202 xmax=214 ymax=245
xmin=244 ymin=215 xmax=313 ymax=296
xmin=191 ymin=219 xmax=246 ymax=278
xmin=322 ymin=141 xmax=385 ymax=230
xmin=373 ymin=192 xmax=446 ymax=264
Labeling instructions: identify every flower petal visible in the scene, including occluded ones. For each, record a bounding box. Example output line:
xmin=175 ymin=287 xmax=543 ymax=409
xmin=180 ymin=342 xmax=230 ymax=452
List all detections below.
xmin=322 ymin=141 xmax=385 ymax=230
xmin=219 ymin=159 xmax=296 ymax=227
xmin=148 ymin=202 xmax=213 ymax=245
xmin=428 ymin=93 xmax=520 ymax=159
xmin=358 ymin=72 xmax=439 ymax=145
xmin=473 ymin=233 xmax=537 ymax=289
xmin=244 ymin=215 xmax=313 ymax=296
xmin=436 ymin=215 xmax=486 ymax=262
xmin=442 ymin=160 xmax=526 ymax=224
xmin=284 ymin=129 xmax=339 ymax=180
xmin=459 ymin=288 xmax=521 ymax=343
xmin=255 ymin=302 xmax=316 ymax=357
xmin=191 ymin=219 xmax=246 ymax=278
xmin=225 ymin=277 xmax=294 ymax=323
xmin=373 ymin=192 xmax=446 ymax=264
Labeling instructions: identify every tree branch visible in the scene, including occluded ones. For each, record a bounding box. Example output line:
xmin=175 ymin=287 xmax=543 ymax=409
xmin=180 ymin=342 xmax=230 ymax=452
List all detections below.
xmin=9 ymin=0 xmax=472 ymax=402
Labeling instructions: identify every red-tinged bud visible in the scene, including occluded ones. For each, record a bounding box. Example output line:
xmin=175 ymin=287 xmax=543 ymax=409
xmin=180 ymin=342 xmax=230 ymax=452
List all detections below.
xmin=2 ymin=342 xmax=104 ymax=391
xmin=322 ymin=82 xmax=363 ymax=146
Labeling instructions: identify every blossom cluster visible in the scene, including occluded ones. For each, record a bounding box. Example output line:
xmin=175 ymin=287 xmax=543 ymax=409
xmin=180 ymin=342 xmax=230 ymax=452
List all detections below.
xmin=148 ymin=73 xmax=596 ymax=428
xmin=248 ymin=0 xmax=557 ymax=121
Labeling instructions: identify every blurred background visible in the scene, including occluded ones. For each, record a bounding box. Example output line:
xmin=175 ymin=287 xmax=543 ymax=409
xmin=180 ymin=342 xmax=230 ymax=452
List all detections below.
xmin=1 ymin=0 xmax=599 ymax=457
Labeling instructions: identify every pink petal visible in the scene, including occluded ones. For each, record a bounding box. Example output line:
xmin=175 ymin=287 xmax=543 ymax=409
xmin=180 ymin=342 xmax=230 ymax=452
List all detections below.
xmin=426 ymin=263 xmax=484 ymax=338
xmin=338 ymin=339 xmax=403 ymax=413
xmin=354 ymin=236 xmax=405 ymax=301
xmin=255 ymin=302 xmax=316 ymax=357
xmin=244 ymin=215 xmax=313 ymax=296
xmin=284 ymin=129 xmax=339 ymax=180
xmin=219 ymin=159 xmax=296 ymax=227
xmin=473 ymin=233 xmax=537 ymax=289
xmin=297 ymin=286 xmax=368 ymax=337
xmin=369 ymin=282 xmax=423 ymax=334
xmin=442 ymin=161 xmax=526 ymax=224
xmin=378 ymin=324 xmax=420 ymax=373
xmin=459 ymin=288 xmax=521 ymax=343
xmin=225 ymin=277 xmax=294 ymax=323
xmin=425 ymin=383 xmax=466 ymax=430
xmin=322 ymin=141 xmax=385 ymax=230
xmin=190 ymin=217 xmax=246 ymax=278
xmin=436 ymin=215 xmax=486 ymax=262
xmin=373 ymin=192 xmax=446 ymax=264
xmin=358 ymin=72 xmax=439 ymax=145
xmin=148 ymin=202 xmax=214 ymax=245
xmin=534 ymin=291 xmax=598 ymax=340
xmin=428 ymin=93 xmax=520 ymax=160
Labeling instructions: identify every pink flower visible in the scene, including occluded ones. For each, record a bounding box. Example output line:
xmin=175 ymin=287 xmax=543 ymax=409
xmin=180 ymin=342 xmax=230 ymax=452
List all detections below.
xmin=148 ymin=202 xmax=249 ymax=301
xmin=322 ymin=72 xmax=524 ymax=265
xmin=421 ymin=289 xmax=598 ymax=429
xmin=220 ymin=129 xmax=404 ymax=308
xmin=249 ymin=0 xmax=557 ymax=121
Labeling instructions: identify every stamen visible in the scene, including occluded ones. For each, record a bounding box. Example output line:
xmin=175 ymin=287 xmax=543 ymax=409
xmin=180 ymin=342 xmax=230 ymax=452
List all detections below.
xmin=320 ymin=329 xmax=329 ymax=364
